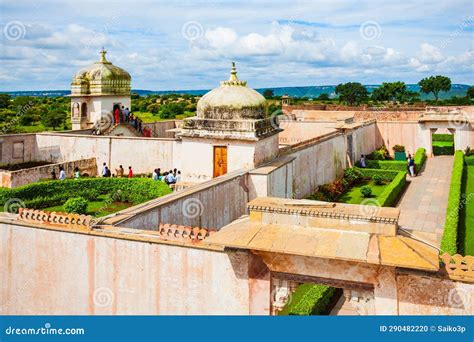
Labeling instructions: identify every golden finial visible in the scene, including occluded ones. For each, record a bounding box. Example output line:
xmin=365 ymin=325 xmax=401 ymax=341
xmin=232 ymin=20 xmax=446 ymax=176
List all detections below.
xmin=229 ymin=61 xmax=238 ymax=81
xmin=99 ymin=47 xmax=108 ymax=63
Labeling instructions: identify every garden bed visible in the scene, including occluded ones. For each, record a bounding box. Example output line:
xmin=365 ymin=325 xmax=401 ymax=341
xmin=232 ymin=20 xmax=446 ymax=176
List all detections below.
xmin=0 ymin=177 xmax=172 ymax=216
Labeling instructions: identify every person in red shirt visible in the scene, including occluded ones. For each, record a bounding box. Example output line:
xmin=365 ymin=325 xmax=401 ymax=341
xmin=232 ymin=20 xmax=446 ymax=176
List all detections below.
xmin=114 ymin=107 xmax=120 ymax=124
xmin=128 ymin=166 xmax=133 ymax=178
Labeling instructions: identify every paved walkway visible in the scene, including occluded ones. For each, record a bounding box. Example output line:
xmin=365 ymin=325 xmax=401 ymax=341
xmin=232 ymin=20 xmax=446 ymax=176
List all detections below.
xmin=397 ymin=156 xmax=453 ymax=246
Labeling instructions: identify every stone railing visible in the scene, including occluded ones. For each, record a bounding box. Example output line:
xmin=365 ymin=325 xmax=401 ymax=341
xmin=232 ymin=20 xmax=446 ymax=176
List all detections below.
xmin=440 ymin=253 xmax=474 ymax=282
xmin=158 ymin=223 xmax=216 ymax=242
xmin=18 ymin=208 xmax=92 ymax=228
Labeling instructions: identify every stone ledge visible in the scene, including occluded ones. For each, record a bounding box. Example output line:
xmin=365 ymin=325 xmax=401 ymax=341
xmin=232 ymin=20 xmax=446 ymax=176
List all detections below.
xmin=18 ymin=208 xmax=92 ymax=228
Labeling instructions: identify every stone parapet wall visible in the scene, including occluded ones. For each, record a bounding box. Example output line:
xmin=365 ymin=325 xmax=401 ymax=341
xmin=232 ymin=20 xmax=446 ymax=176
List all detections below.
xmin=0 ymin=157 xmax=97 ymax=188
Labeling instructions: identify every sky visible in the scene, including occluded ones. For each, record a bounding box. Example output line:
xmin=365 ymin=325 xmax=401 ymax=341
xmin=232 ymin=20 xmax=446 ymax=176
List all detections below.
xmin=0 ymin=0 xmax=473 ymax=91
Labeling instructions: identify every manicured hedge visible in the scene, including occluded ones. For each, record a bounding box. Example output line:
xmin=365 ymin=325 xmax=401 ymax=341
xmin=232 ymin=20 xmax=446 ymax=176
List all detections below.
xmin=465 ymin=156 xmax=474 ymax=166
xmin=356 ymin=168 xmax=400 ymax=181
xmin=377 ymin=171 xmax=407 ymax=207
xmin=414 ymin=148 xmax=427 ymax=170
xmin=440 ymin=150 xmax=464 ymax=254
xmin=0 ymin=178 xmax=172 ymax=210
xmin=279 ymin=284 xmax=336 ymax=316
xmin=432 ymin=134 xmax=454 ymax=142
xmin=357 ymin=159 xmax=407 ymax=171
xmin=433 ymin=141 xmax=454 ymax=156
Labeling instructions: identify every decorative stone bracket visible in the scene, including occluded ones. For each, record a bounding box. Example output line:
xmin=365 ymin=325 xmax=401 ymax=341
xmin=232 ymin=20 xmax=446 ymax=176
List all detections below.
xmin=17 ymin=208 xmax=92 ymax=228
xmin=440 ymin=253 xmax=474 ymax=283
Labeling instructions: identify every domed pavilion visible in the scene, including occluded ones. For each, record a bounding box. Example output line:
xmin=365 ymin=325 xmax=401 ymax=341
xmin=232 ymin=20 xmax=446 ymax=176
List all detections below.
xmin=70 ymin=49 xmax=131 ymax=130
xmin=179 ymin=63 xmax=281 ymax=183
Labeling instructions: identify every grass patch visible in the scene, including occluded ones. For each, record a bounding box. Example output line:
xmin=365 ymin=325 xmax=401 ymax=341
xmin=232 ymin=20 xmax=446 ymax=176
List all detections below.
xmin=43 ymin=195 xmax=133 ymax=217
xmin=278 ymin=284 xmax=336 ymax=316
xmin=133 ymin=111 xmax=195 ymax=123
xmin=338 ymin=180 xmax=389 ymax=204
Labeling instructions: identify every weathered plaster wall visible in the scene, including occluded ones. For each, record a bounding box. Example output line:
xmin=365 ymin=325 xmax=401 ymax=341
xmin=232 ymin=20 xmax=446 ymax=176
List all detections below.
xmin=0 ymin=222 xmax=270 ymax=315
xmin=397 ymin=273 xmax=474 ymax=315
xmin=34 ymin=133 xmax=178 ymax=174
xmin=283 ymin=133 xmax=347 ymax=198
xmin=0 ymin=134 xmax=37 ymax=164
xmin=0 ymin=158 xmax=97 ymax=188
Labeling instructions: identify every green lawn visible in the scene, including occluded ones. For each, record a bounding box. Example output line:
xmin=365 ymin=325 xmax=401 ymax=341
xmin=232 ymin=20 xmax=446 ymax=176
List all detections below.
xmin=43 ymin=195 xmax=132 ymax=217
xmin=134 ymin=111 xmax=195 ymax=123
xmin=459 ymin=166 xmax=474 ymax=256
xmin=337 ymin=180 xmax=389 ymax=204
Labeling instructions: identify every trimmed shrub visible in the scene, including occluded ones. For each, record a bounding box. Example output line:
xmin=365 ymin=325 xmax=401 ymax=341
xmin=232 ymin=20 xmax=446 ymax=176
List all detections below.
xmin=377 ymin=171 xmax=406 ymax=207
xmin=361 ymin=160 xmax=407 ymax=171
xmin=63 ymin=197 xmax=88 ymax=214
xmin=356 ymin=168 xmax=399 ymax=181
xmin=433 ymin=141 xmax=454 ymax=156
xmin=372 ymin=174 xmax=384 ymax=185
xmin=465 ymin=156 xmax=474 ymax=166
xmin=440 ymin=150 xmax=464 ymax=254
xmin=343 ymin=167 xmax=362 ymax=183
xmin=414 ymin=148 xmax=427 ymax=170
xmin=393 ymin=145 xmax=406 ymax=152
xmin=360 ymin=185 xmax=372 ymax=197
xmin=279 ymin=284 xmax=336 ymax=316
xmin=432 ymin=134 xmax=454 ymax=142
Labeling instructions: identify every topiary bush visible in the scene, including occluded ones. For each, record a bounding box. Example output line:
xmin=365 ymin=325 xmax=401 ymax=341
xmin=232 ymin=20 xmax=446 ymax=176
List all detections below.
xmin=372 ymin=174 xmax=384 ymax=185
xmin=360 ymin=185 xmax=372 ymax=197
xmin=414 ymin=147 xmax=427 ymax=171
xmin=441 ymin=150 xmax=464 ymax=254
xmin=63 ymin=197 xmax=88 ymax=214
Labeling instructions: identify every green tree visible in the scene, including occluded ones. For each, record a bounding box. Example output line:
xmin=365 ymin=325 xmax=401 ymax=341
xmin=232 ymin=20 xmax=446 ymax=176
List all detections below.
xmin=418 ymin=75 xmax=451 ymax=101
xmin=371 ymin=82 xmax=408 ymax=102
xmin=0 ymin=94 xmax=11 ymax=108
xmin=41 ymin=110 xmax=66 ymax=130
xmin=335 ymin=82 xmax=368 ymax=105
xmin=317 ymin=93 xmax=330 ymax=101
xmin=263 ymin=89 xmax=274 ymax=99
xmin=467 ymin=86 xmax=474 ymax=99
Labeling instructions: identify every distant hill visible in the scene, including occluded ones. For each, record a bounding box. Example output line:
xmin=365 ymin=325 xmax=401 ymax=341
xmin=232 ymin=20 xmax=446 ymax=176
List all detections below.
xmin=1 ymin=84 xmax=471 ymax=100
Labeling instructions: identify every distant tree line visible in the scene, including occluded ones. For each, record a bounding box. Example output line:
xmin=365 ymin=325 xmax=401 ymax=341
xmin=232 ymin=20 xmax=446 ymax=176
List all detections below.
xmin=0 ymin=94 xmax=69 ymax=133
xmin=131 ymin=93 xmax=197 ymax=119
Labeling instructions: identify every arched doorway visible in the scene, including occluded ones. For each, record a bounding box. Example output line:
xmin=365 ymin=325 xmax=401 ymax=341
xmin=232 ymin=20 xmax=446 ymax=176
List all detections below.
xmin=81 ymin=103 xmax=88 ymax=120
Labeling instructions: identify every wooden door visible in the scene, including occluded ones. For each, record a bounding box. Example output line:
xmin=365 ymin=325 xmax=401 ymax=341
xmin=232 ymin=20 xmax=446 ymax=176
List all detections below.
xmin=213 ymin=146 xmax=227 ymax=178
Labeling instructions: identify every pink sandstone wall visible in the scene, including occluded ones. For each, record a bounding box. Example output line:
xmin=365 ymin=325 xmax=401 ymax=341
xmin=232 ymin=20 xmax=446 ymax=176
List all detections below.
xmin=278 ymin=121 xmax=337 ymax=145
xmin=0 ymin=158 xmax=97 ymax=188
xmin=376 ymin=121 xmax=421 ymax=155
xmin=0 ymin=222 xmax=271 ymax=315
xmin=0 ymin=134 xmax=37 ymax=165
xmin=143 ymin=120 xmax=178 ymax=138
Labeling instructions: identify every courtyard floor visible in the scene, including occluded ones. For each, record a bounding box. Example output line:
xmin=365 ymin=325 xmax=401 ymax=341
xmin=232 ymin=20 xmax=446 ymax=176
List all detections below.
xmin=397 ymin=156 xmax=453 ymax=247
